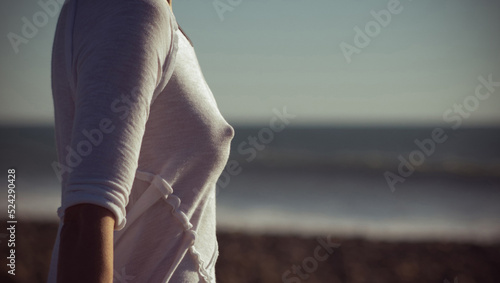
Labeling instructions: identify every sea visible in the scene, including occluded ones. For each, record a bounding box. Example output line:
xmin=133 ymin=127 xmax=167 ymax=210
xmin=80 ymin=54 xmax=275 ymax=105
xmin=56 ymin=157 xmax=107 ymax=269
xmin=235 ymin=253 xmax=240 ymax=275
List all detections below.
xmin=1 ymin=125 xmax=499 ymax=243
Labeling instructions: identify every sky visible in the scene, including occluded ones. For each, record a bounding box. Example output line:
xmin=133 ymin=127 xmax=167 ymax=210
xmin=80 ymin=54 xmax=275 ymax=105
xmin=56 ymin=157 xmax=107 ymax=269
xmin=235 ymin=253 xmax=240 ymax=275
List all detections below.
xmin=1 ymin=0 xmax=499 ymax=126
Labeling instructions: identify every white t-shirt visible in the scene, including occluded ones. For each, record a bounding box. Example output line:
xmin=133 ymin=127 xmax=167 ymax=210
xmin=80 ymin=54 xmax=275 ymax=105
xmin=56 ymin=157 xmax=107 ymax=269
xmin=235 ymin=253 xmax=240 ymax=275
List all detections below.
xmin=48 ymin=0 xmax=234 ymax=282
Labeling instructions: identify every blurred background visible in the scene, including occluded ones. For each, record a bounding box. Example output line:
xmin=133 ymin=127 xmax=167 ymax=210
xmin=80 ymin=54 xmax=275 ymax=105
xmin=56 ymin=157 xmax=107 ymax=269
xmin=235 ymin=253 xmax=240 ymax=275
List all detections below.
xmin=1 ymin=0 xmax=500 ymax=282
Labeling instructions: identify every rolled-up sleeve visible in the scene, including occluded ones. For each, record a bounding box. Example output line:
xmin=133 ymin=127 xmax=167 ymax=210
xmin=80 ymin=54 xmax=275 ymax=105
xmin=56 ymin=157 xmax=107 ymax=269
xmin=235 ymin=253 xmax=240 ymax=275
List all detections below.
xmin=59 ymin=0 xmax=175 ymax=230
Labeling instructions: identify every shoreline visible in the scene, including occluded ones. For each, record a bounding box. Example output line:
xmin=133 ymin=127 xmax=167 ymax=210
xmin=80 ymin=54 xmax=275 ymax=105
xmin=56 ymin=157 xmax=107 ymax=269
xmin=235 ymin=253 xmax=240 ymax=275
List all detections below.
xmin=1 ymin=220 xmax=500 ymax=283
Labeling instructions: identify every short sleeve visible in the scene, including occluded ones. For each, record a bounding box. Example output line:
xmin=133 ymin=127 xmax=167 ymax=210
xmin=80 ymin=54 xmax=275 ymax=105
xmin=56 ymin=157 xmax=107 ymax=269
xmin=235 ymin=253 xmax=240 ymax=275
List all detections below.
xmin=59 ymin=0 xmax=176 ymax=230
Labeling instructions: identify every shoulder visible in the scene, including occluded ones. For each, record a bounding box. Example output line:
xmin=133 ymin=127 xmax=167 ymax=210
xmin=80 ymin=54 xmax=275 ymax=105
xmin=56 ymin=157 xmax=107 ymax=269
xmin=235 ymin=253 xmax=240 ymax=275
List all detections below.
xmin=73 ymin=0 xmax=175 ymax=48
xmin=75 ymin=0 xmax=173 ymax=31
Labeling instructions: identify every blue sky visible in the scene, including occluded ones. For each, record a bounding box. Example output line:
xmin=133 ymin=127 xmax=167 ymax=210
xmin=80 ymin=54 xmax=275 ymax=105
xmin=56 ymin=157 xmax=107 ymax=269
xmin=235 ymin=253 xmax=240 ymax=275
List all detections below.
xmin=1 ymin=0 xmax=499 ymax=126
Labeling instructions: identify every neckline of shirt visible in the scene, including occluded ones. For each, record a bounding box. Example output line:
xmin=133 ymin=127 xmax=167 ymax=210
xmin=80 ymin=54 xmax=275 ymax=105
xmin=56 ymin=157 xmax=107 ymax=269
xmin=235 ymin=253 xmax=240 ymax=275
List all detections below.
xmin=165 ymin=4 xmax=194 ymax=47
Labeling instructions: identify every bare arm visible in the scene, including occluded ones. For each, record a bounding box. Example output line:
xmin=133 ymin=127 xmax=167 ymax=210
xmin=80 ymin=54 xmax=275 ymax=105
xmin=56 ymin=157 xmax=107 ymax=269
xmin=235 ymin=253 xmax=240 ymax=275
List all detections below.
xmin=57 ymin=204 xmax=115 ymax=283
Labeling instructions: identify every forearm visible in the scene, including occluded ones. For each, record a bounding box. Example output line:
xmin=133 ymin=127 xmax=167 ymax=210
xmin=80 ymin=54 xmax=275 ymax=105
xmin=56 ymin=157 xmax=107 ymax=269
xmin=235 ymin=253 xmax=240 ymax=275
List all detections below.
xmin=57 ymin=204 xmax=115 ymax=283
